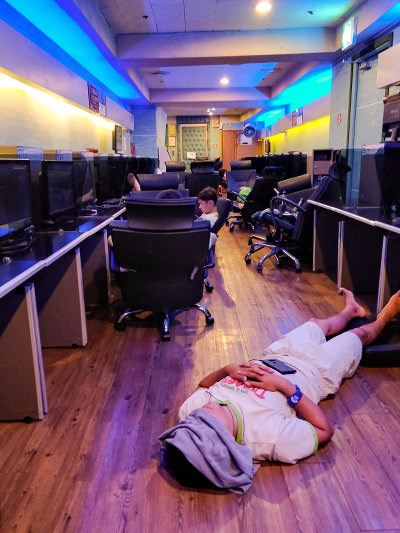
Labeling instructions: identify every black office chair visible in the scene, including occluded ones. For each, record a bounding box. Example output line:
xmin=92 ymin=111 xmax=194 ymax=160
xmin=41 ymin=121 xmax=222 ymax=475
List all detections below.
xmin=227 ymin=161 xmax=257 ymax=195
xmin=111 ymin=197 xmax=214 ymax=341
xmin=213 ymin=157 xmax=223 ymax=172
xmin=204 ymin=198 xmax=232 ymax=293
xmin=184 ymin=173 xmax=220 ymax=197
xmin=128 ymin=189 xmax=189 ymax=199
xmin=137 ymin=173 xmax=179 ymax=190
xmin=190 ymin=160 xmax=216 ymax=173
xmin=228 ymin=174 xmax=279 ymax=232
xmin=165 ymin=161 xmax=186 ymax=172
xmin=244 ymin=176 xmax=340 ymax=272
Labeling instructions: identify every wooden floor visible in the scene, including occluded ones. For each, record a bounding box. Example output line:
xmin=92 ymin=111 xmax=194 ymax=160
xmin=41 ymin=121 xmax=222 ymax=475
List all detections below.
xmin=1 ymin=224 xmax=400 ymax=533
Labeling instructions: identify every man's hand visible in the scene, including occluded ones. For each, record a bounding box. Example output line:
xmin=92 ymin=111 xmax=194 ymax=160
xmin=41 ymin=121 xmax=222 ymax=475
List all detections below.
xmin=245 ymin=365 xmax=295 ymax=395
xmin=224 ymin=362 xmax=266 ymax=382
xmin=198 ymin=361 xmax=267 ymax=388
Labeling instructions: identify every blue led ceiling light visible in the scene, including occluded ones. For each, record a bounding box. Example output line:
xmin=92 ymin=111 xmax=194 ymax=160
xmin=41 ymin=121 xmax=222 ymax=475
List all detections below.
xmin=2 ymin=0 xmax=139 ymax=103
xmin=255 ymin=108 xmax=286 ymax=127
xmin=255 ymin=66 xmax=332 ymax=128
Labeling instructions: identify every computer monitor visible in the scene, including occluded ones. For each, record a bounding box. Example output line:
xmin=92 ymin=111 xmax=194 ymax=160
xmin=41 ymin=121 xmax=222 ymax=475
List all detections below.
xmin=39 ymin=160 xmax=77 ymax=222
xmin=0 ymin=159 xmax=32 ymax=238
xmin=73 ymin=159 xmax=96 ymax=207
xmin=94 ymin=155 xmax=128 ymax=202
xmin=0 ymin=159 xmax=32 ymax=240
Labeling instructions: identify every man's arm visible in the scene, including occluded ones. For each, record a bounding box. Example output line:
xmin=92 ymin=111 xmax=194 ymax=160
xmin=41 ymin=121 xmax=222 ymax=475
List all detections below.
xmin=247 ymin=367 xmax=334 ymax=446
xmin=197 ymin=362 xmax=264 ymax=389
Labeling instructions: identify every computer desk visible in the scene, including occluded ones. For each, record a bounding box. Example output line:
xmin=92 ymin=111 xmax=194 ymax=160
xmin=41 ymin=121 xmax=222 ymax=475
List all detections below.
xmin=310 ymin=200 xmax=400 ymax=314
xmin=0 ymin=207 xmax=124 ymax=421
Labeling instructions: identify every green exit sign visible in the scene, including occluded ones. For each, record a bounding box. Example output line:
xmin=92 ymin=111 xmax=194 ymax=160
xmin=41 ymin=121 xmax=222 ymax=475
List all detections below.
xmin=342 ymin=17 xmax=356 ymax=50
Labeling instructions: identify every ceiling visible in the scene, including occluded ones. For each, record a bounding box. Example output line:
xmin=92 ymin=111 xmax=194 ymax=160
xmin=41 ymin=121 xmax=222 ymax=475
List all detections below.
xmin=3 ymin=0 xmax=400 ymax=122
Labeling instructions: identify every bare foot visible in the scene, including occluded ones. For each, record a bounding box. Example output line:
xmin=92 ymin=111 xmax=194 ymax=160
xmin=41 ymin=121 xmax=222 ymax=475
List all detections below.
xmin=377 ymin=290 xmax=400 ymax=323
xmin=338 ymin=287 xmax=366 ymax=318
xmin=127 ymin=173 xmax=141 ymax=191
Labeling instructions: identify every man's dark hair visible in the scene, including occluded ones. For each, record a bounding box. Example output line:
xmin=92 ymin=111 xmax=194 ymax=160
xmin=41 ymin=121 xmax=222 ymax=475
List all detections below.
xmin=156 ymin=189 xmax=182 ymax=199
xmin=162 ymin=443 xmax=214 ymax=489
xmin=197 ymin=186 xmax=217 ymax=204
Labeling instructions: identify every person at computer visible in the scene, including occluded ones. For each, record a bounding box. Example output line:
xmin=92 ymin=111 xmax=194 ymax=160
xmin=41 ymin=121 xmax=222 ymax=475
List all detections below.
xmin=196 ymin=186 xmax=219 ymax=248
xmin=159 ymin=288 xmax=400 ymax=494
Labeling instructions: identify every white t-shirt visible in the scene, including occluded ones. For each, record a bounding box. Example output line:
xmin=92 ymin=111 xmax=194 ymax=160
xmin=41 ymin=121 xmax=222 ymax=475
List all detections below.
xmin=179 ymin=376 xmax=318 ymax=464
xmin=179 ymin=321 xmax=363 ymax=464
xmin=197 ymin=211 xmax=218 ymax=248
xmin=198 ymin=211 xmax=218 ymax=229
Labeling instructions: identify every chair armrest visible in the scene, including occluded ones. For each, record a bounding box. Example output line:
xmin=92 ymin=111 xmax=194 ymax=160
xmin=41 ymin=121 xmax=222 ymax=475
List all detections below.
xmin=205 ymin=245 xmax=215 ymax=268
xmin=270 ymin=196 xmax=306 ymax=228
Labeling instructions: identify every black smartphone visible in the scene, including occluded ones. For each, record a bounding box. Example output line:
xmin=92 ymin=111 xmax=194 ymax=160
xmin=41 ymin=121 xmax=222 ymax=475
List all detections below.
xmin=261 ymin=358 xmax=297 ymax=375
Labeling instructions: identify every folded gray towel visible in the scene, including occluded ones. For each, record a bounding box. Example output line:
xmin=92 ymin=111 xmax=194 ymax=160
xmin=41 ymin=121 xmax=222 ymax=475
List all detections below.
xmin=159 ymin=408 xmax=258 ymax=493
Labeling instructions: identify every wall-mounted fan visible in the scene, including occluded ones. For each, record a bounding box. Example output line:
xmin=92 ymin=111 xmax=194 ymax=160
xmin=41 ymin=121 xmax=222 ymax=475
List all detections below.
xmin=242 ymin=121 xmax=257 ymax=138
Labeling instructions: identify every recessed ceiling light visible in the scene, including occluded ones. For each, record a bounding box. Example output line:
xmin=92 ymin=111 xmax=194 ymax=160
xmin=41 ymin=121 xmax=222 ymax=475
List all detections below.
xmin=256 ymin=1 xmax=272 ymax=14
xmin=220 ymin=77 xmax=229 ymax=85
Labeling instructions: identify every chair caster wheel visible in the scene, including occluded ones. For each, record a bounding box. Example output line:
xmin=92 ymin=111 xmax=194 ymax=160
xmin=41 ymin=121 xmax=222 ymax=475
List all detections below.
xmin=162 ymin=333 xmax=171 ymax=341
xmin=114 ymin=319 xmax=127 ymax=331
xmin=229 ymin=226 xmax=234 ymax=232
xmin=206 ymin=316 xmax=215 ymax=326
xmin=257 ymin=265 xmax=263 ymax=273
xmin=248 ymin=238 xmax=253 ymax=245
xmin=245 ymin=257 xmax=251 ymax=265
xmin=205 ymin=284 xmax=214 ymax=293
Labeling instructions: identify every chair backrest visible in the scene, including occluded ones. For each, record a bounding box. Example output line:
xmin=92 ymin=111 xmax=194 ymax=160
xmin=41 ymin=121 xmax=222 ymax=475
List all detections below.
xmin=230 ymin=160 xmax=251 ymax=170
xmin=184 ymin=173 xmax=220 ymax=197
xmin=190 ymin=160 xmax=216 ymax=174
xmin=214 ymin=158 xmax=223 ymax=171
xmin=239 ymin=175 xmax=278 ymax=221
xmin=211 ymin=198 xmax=232 ymax=234
xmin=128 ymin=189 xmax=189 ymax=199
xmin=227 ymin=168 xmax=257 ymax=192
xmin=277 ymin=173 xmax=312 ymax=195
xmin=165 ymin=161 xmax=186 ymax=172
xmin=123 ymin=196 xmax=197 ymax=230
xmin=110 ymin=218 xmax=210 ymax=311
xmin=292 ymin=176 xmax=341 ymax=242
xmin=137 ymin=173 xmax=179 ymax=190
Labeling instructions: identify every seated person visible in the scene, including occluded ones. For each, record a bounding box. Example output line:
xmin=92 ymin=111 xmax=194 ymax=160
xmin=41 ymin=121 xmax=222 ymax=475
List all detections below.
xmin=218 ymin=168 xmax=228 ymax=193
xmin=160 ymin=289 xmax=400 ymax=493
xmin=236 ymin=186 xmax=252 ymax=209
xmin=196 ymin=186 xmax=219 ymax=248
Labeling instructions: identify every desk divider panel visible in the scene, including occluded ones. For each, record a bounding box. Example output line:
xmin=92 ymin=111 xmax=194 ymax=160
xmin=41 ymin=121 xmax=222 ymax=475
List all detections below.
xmin=0 ymin=283 xmax=46 ymax=421
xmin=313 ymin=209 xmax=340 ymax=278
xmin=341 ymin=219 xmax=383 ymax=295
xmin=35 ymin=248 xmax=88 ymax=347
xmin=79 ymin=229 xmax=110 ymax=306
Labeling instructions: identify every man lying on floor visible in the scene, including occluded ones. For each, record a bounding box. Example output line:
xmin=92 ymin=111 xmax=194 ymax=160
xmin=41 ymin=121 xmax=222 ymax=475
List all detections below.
xmin=159 ymin=288 xmax=400 ymax=493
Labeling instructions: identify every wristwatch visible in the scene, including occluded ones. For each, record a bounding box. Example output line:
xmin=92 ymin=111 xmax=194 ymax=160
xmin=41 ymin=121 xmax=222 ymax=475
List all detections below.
xmin=287 ymin=384 xmax=303 ymax=407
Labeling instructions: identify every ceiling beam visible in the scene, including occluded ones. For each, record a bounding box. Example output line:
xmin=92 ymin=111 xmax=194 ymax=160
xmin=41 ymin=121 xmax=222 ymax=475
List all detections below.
xmin=117 ymin=28 xmax=337 ymax=68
